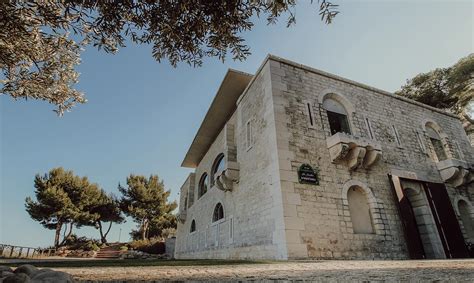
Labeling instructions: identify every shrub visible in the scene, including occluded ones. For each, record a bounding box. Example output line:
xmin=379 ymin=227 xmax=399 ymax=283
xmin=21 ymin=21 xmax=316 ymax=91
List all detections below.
xmin=129 ymin=237 xmax=165 ymax=254
xmin=83 ymin=242 xmax=100 ymax=252
xmin=61 ymin=234 xmax=101 ymax=251
xmin=120 ymin=245 xmax=128 ymax=251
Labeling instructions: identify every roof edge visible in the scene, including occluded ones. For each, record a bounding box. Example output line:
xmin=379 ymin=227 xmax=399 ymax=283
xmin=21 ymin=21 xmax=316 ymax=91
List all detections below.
xmin=181 ymin=69 xmax=253 ymax=168
xmin=265 ymin=54 xmax=459 ymax=119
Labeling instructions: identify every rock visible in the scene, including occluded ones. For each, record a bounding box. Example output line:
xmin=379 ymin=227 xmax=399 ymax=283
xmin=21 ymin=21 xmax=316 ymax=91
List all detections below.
xmin=1 ymin=271 xmax=14 ymax=279
xmin=13 ymin=265 xmax=37 ymax=277
xmin=31 ymin=271 xmax=74 ymax=283
xmin=29 ymin=269 xmax=53 ymax=278
xmin=0 ymin=267 xmax=12 ymax=274
xmin=3 ymin=273 xmax=30 ymax=283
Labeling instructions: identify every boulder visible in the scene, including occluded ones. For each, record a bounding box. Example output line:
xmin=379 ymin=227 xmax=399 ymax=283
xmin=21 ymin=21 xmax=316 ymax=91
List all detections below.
xmin=13 ymin=265 xmax=37 ymax=277
xmin=0 ymin=267 xmax=12 ymax=274
xmin=31 ymin=271 xmax=74 ymax=283
xmin=3 ymin=273 xmax=30 ymax=283
xmin=1 ymin=271 xmax=14 ymax=279
xmin=29 ymin=269 xmax=53 ymax=278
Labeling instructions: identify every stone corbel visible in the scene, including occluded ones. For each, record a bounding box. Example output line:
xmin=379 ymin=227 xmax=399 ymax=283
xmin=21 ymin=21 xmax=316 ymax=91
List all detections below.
xmin=216 ymin=161 xmax=239 ymax=192
xmin=327 ymin=133 xmax=382 ymax=171
xmin=363 ymin=146 xmax=382 ymax=169
xmin=436 ymin=159 xmax=472 ymax=187
xmin=347 ymin=146 xmax=366 ymax=170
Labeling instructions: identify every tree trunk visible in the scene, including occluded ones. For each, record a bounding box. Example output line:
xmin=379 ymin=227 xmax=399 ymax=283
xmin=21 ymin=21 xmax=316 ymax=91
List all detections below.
xmin=98 ymin=221 xmax=105 ymax=243
xmin=141 ymin=218 xmax=149 ymax=240
xmin=59 ymin=222 xmax=74 ymax=246
xmin=54 ymin=221 xmax=63 ymax=247
xmin=98 ymin=221 xmax=113 ymax=244
xmin=102 ymin=222 xmax=113 ymax=243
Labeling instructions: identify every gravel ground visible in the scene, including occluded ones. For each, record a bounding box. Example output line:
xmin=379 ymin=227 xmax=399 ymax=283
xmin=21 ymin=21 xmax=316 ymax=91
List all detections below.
xmin=54 ymin=259 xmax=474 ymax=282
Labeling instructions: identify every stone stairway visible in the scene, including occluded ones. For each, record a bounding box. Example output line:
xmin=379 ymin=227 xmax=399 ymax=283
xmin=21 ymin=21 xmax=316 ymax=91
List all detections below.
xmin=95 ymin=244 xmax=123 ymax=259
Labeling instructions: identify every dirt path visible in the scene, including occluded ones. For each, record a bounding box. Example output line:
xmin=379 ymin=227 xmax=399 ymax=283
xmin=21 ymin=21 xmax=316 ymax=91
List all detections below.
xmin=55 ymin=259 xmax=474 ymax=282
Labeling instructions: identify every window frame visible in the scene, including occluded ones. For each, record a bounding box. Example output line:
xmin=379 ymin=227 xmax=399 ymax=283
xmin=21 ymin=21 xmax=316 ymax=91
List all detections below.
xmin=198 ymin=173 xmax=209 ymax=199
xmin=303 ymin=100 xmax=317 ymax=129
xmin=364 ymin=117 xmax=375 ymax=140
xmin=211 ymin=153 xmax=225 ymax=187
xmin=190 ymin=219 xmax=196 ymax=234
xmin=246 ymin=119 xmax=255 ymax=150
xmin=212 ymin=202 xmax=225 ymax=223
xmin=391 ymin=124 xmax=402 ymax=147
xmin=326 ymin=110 xmax=351 ymax=136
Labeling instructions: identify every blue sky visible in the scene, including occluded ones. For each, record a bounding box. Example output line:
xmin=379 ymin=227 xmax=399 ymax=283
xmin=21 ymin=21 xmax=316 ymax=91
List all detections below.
xmin=1 ymin=1 xmax=472 ymax=247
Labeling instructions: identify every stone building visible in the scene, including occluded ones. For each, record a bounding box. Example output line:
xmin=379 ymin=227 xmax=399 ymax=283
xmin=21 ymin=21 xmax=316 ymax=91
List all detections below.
xmin=175 ymin=55 xmax=474 ymax=260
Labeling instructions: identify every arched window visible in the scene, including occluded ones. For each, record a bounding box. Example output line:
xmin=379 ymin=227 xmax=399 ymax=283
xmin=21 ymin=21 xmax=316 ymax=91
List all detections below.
xmin=212 ymin=203 xmax=224 ymax=222
xmin=323 ymin=97 xmax=351 ymax=135
xmin=211 ymin=154 xmax=225 ymax=186
xmin=347 ymin=186 xmax=374 ymax=234
xmin=425 ymin=124 xmax=447 ymax=162
xmin=190 ymin=220 xmax=196 ymax=233
xmin=458 ymin=200 xmax=474 ymax=241
xmin=198 ymin=173 xmax=208 ymax=198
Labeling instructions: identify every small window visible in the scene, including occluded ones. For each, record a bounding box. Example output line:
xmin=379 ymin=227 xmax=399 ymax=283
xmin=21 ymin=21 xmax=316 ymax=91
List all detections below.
xmin=211 ymin=154 xmax=225 ymax=186
xmin=415 ymin=130 xmax=426 ymax=153
xmin=327 ymin=111 xmax=351 ymax=135
xmin=212 ymin=203 xmax=224 ymax=222
xmin=323 ymin=98 xmax=351 ymax=135
xmin=426 ymin=124 xmax=447 ymax=162
xmin=190 ymin=220 xmax=196 ymax=233
xmin=229 ymin=217 xmax=234 ymax=240
xmin=198 ymin=173 xmax=208 ymax=198
xmin=246 ymin=120 xmax=254 ymax=149
xmin=454 ymin=141 xmax=464 ymax=160
xmin=392 ymin=125 xmax=401 ymax=146
xmin=365 ymin=117 xmax=374 ymax=139
xmin=307 ymin=103 xmax=314 ymax=127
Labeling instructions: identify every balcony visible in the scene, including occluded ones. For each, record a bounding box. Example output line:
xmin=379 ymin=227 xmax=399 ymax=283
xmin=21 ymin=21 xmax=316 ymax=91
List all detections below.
xmin=327 ymin=132 xmax=382 ymax=171
xmin=436 ymin=159 xmax=473 ymax=187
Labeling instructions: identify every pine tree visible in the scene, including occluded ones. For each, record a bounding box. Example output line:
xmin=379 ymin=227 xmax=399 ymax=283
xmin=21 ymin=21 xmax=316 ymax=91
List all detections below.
xmin=119 ymin=175 xmax=177 ymax=240
xmin=78 ymin=189 xmax=124 ymax=244
xmin=25 ymin=168 xmax=81 ymax=247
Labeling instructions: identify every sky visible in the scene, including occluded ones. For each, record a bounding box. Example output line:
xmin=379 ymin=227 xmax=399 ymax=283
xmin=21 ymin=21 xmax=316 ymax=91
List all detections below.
xmin=1 ymin=0 xmax=473 ymax=248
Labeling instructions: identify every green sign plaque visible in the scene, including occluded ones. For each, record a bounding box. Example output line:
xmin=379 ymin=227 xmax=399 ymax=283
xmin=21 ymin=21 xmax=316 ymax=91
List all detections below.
xmin=298 ymin=164 xmax=319 ymax=185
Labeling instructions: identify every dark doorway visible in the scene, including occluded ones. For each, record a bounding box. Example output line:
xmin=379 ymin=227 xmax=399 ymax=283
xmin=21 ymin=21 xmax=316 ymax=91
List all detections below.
xmin=389 ymin=175 xmax=469 ymax=259
xmin=423 ymin=182 xmax=469 ymax=258
xmin=389 ymin=175 xmax=425 ymax=259
xmin=398 ymin=194 xmax=426 ymax=259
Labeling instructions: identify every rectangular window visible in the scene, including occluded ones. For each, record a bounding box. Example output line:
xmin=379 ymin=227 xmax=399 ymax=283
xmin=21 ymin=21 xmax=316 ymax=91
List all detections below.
xmin=304 ymin=100 xmax=316 ymax=129
xmin=392 ymin=125 xmax=401 ymax=146
xmin=307 ymin=103 xmax=314 ymax=126
xmin=327 ymin=111 xmax=351 ymax=135
xmin=246 ymin=120 xmax=253 ymax=150
xmin=365 ymin=117 xmax=374 ymax=139
xmin=454 ymin=141 xmax=464 ymax=160
xmin=415 ymin=130 xmax=426 ymax=153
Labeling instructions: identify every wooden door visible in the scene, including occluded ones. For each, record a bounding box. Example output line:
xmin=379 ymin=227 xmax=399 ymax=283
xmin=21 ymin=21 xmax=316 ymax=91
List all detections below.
xmin=389 ymin=175 xmax=425 ymax=259
xmin=424 ymin=182 xmax=469 ymax=258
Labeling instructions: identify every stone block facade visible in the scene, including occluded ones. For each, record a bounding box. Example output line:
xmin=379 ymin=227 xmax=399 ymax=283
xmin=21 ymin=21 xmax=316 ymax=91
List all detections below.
xmin=175 ymin=55 xmax=474 ymax=260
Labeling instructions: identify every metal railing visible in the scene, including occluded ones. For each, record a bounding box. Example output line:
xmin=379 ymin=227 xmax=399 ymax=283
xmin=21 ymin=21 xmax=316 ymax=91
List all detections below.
xmin=0 ymin=244 xmax=56 ymax=259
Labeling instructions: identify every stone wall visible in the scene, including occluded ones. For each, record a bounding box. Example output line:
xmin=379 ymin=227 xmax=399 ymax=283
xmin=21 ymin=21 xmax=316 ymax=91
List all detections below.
xmin=175 ymin=61 xmax=287 ymax=259
xmin=175 ymin=55 xmax=473 ymax=260
xmin=268 ymin=57 xmax=473 ymax=259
